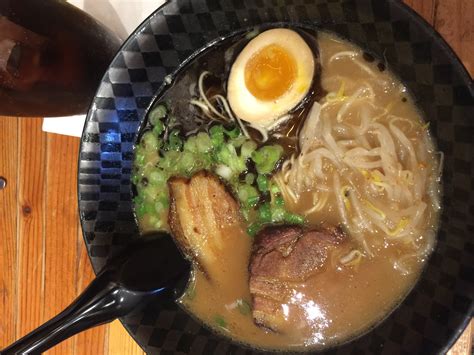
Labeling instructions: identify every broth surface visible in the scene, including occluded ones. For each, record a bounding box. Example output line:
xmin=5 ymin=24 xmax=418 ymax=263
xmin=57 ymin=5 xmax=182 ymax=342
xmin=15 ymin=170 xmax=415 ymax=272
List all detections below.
xmin=178 ymin=32 xmax=439 ymax=350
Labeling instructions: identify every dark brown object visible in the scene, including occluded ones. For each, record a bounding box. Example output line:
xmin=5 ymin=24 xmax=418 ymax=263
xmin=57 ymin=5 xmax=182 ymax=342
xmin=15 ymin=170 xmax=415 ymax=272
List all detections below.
xmin=0 ymin=0 xmax=121 ymax=116
xmin=249 ymin=225 xmax=346 ymax=331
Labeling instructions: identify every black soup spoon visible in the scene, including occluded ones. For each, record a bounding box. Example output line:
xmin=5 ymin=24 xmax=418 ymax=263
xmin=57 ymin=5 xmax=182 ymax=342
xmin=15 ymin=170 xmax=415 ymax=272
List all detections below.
xmin=1 ymin=233 xmax=190 ymax=354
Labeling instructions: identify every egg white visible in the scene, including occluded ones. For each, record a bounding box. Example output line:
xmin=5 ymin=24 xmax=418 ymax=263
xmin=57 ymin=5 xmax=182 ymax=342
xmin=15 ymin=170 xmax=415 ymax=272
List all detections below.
xmin=227 ymin=28 xmax=315 ymax=128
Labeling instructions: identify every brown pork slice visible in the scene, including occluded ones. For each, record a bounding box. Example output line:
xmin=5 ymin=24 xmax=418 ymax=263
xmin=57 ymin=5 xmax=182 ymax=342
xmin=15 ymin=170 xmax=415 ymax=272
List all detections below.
xmin=249 ymin=225 xmax=346 ymax=331
xmin=168 ymin=171 xmax=241 ymax=276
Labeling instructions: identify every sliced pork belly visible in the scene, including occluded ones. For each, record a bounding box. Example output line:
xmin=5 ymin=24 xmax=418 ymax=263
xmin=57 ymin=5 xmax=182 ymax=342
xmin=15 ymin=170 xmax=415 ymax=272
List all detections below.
xmin=249 ymin=225 xmax=346 ymax=331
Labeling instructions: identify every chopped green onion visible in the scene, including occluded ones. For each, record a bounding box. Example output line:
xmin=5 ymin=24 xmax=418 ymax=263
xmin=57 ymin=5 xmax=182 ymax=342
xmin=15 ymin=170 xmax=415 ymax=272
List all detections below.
xmin=135 ymin=203 xmax=146 ymax=217
xmin=241 ymin=207 xmax=250 ymax=221
xmin=284 ymin=212 xmax=305 ymax=225
xmin=195 ymin=132 xmax=212 ymax=153
xmin=149 ymin=170 xmax=166 ymax=186
xmin=131 ymin=173 xmax=140 ymax=185
xmin=245 ymin=173 xmax=255 ymax=185
xmin=142 ymin=131 xmax=159 ymax=151
xmin=241 ymin=140 xmax=257 ymax=159
xmin=164 ymin=130 xmax=183 ymax=151
xmin=154 ymin=196 xmax=169 ymax=213
xmin=216 ymin=144 xmax=246 ymax=174
xmin=237 ymin=184 xmax=259 ymax=207
xmin=210 ymin=125 xmax=225 ymax=147
xmin=251 ymin=145 xmax=283 ymax=174
xmin=152 ymin=120 xmax=165 ymax=136
xmin=274 ymin=196 xmax=285 ymax=207
xmin=214 ymin=315 xmax=227 ymax=329
xmin=177 ymin=151 xmax=195 ymax=174
xmin=215 ymin=164 xmax=233 ymax=180
xmin=224 ymin=126 xmax=240 ymax=138
xmin=183 ymin=136 xmax=197 ymax=152
xmin=230 ymin=135 xmax=247 ymax=148
xmin=133 ymin=195 xmax=143 ymax=205
xmin=270 ymin=206 xmax=286 ymax=222
xmin=144 ymin=201 xmax=155 ymax=214
xmin=256 ymin=175 xmax=269 ymax=192
xmin=135 ymin=152 xmax=145 ymax=165
xmin=247 ymin=222 xmax=261 ymax=237
xmin=247 ymin=195 xmax=260 ymax=208
xmin=258 ymin=203 xmax=272 ymax=222
xmin=149 ymin=104 xmax=167 ymax=126
xmin=270 ymin=184 xmax=280 ymax=194
xmin=142 ymin=185 xmax=160 ymax=200
xmin=237 ymin=299 xmax=252 ymax=316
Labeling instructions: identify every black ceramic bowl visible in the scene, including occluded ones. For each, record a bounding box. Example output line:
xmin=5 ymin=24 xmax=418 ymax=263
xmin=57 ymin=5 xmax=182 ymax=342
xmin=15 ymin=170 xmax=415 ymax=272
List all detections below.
xmin=79 ymin=0 xmax=473 ymax=353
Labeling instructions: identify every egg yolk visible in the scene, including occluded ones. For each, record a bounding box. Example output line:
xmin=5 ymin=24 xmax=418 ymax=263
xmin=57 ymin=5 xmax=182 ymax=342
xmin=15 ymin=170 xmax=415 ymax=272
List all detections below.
xmin=244 ymin=44 xmax=297 ymax=101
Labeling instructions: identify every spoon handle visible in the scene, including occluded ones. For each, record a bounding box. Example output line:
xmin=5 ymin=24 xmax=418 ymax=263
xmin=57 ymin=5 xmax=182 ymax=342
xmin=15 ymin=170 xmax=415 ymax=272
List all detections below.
xmin=1 ymin=270 xmax=145 ymax=354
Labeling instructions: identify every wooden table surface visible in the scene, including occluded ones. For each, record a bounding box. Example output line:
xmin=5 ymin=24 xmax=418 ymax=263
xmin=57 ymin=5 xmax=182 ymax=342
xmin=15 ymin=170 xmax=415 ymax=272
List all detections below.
xmin=0 ymin=1 xmax=472 ymax=354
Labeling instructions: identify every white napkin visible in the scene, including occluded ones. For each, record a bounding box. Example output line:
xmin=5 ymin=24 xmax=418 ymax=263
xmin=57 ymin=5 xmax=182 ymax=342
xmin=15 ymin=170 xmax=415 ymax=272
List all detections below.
xmin=42 ymin=0 xmax=166 ymax=137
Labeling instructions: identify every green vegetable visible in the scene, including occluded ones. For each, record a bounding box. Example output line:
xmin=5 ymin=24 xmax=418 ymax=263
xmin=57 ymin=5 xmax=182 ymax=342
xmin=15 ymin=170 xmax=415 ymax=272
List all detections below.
xmin=230 ymin=135 xmax=247 ymax=148
xmin=214 ymin=315 xmax=227 ymax=329
xmin=224 ymin=126 xmax=240 ymax=139
xmin=149 ymin=170 xmax=166 ymax=186
xmin=141 ymin=185 xmax=161 ymax=200
xmin=241 ymin=207 xmax=250 ymax=221
xmin=154 ymin=195 xmax=169 ymax=213
xmin=177 ymin=151 xmax=195 ymax=174
xmin=241 ymin=140 xmax=257 ymax=159
xmin=149 ymin=104 xmax=167 ymax=126
xmin=274 ymin=195 xmax=285 ymax=207
xmin=131 ymin=172 xmax=140 ymax=185
xmin=247 ymin=222 xmax=261 ymax=237
xmin=209 ymin=125 xmax=225 ymax=147
xmin=148 ymin=215 xmax=162 ymax=229
xmin=135 ymin=152 xmax=145 ymax=166
xmin=270 ymin=205 xmax=286 ymax=222
xmin=142 ymin=131 xmax=159 ymax=151
xmin=144 ymin=201 xmax=155 ymax=214
xmin=164 ymin=130 xmax=183 ymax=151
xmin=251 ymin=145 xmax=283 ymax=174
xmin=258 ymin=203 xmax=272 ymax=222
xmin=134 ymin=111 xmax=304 ymax=234
xmin=284 ymin=212 xmax=305 ymax=225
xmin=135 ymin=202 xmax=146 ymax=218
xmin=244 ymin=173 xmax=255 ymax=185
xmin=216 ymin=144 xmax=246 ymax=175
xmin=183 ymin=136 xmax=197 ymax=152
xmin=247 ymin=195 xmax=260 ymax=208
xmin=237 ymin=184 xmax=259 ymax=207
xmin=237 ymin=299 xmax=252 ymax=316
xmin=256 ymin=175 xmax=269 ymax=192
xmin=195 ymin=132 xmax=212 ymax=153
xmin=270 ymin=183 xmax=280 ymax=194
xmin=152 ymin=120 xmax=165 ymax=136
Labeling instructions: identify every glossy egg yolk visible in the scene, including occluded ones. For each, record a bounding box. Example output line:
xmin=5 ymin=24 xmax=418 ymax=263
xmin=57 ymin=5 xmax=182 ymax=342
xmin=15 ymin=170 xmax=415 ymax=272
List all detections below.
xmin=244 ymin=44 xmax=297 ymax=101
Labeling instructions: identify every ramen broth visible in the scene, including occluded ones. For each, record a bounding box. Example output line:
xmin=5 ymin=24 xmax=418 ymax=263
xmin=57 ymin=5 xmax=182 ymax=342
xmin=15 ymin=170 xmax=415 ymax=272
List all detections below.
xmin=134 ymin=30 xmax=440 ymax=351
xmin=179 ymin=32 xmax=439 ymax=350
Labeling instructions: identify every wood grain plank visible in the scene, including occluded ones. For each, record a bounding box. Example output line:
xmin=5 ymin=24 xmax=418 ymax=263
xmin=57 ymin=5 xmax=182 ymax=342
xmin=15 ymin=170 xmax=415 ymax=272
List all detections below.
xmin=74 ymin=229 xmax=107 ymax=355
xmin=107 ymin=321 xmax=146 ymax=355
xmin=43 ymin=134 xmax=80 ymax=355
xmin=0 ymin=117 xmax=18 ymax=347
xmin=402 ymin=0 xmax=436 ymax=24
xmin=16 ymin=118 xmax=46 ymax=338
xmin=447 ymin=321 xmax=472 ymax=355
xmin=435 ymin=0 xmax=474 ymax=77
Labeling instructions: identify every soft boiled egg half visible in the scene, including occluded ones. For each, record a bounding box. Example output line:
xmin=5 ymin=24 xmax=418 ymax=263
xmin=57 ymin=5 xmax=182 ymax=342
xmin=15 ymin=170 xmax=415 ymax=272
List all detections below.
xmin=228 ymin=28 xmax=315 ymax=128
